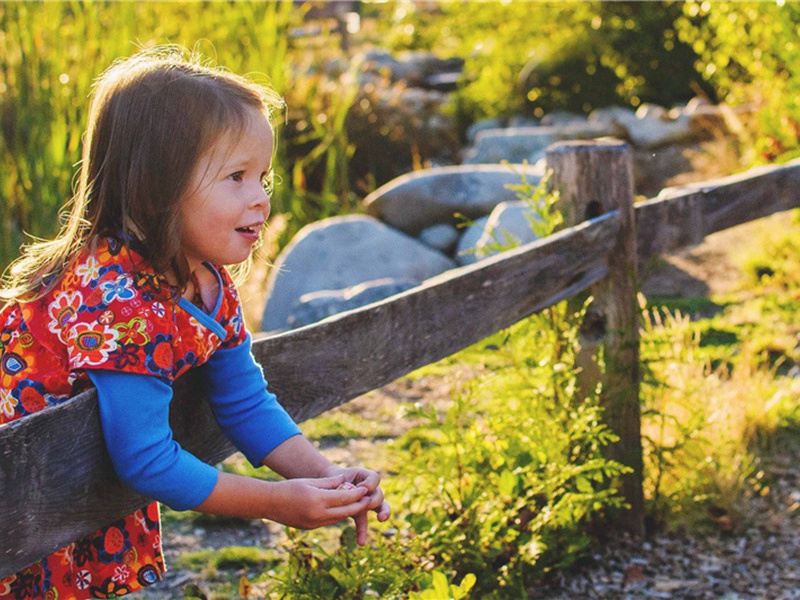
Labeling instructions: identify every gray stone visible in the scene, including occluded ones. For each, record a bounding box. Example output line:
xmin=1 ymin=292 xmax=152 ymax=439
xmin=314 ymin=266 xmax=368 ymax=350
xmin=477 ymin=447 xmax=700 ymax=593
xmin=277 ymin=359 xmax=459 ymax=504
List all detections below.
xmin=418 ymin=223 xmax=460 ymax=254
xmin=359 ymin=48 xmax=463 ymax=88
xmin=589 ymin=105 xmax=694 ymax=149
xmin=456 ymin=201 xmax=542 ymax=266
xmin=363 ymin=163 xmax=544 ymax=236
xmin=261 ymin=215 xmax=455 ymax=332
xmin=588 ymin=106 xmax=638 ymax=130
xmin=635 ymin=103 xmax=668 ymax=120
xmin=541 ymin=110 xmax=587 ymax=127
xmin=463 ymin=122 xmax=621 ymax=165
xmin=454 ymin=215 xmax=490 ymax=266
xmin=466 ymin=117 xmax=507 ymax=144
xmin=507 ymin=115 xmax=540 ymax=128
xmin=287 ymin=278 xmax=418 ymax=329
xmin=464 ymin=128 xmax=556 ymax=165
xmin=628 ymin=114 xmax=693 ymax=149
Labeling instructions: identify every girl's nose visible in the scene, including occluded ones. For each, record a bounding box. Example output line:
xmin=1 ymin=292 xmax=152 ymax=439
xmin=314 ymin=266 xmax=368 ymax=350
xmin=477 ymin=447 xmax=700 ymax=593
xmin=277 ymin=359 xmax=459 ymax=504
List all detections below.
xmin=252 ymin=184 xmax=271 ymax=218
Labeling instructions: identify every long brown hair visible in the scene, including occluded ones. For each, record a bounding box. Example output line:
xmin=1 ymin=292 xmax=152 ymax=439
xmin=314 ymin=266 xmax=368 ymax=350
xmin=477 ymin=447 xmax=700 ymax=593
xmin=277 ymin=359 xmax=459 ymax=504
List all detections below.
xmin=0 ymin=46 xmax=283 ymax=301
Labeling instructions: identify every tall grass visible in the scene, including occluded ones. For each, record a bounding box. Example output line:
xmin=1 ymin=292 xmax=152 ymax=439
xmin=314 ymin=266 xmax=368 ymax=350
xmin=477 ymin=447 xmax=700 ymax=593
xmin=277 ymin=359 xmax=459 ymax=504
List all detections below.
xmin=0 ymin=2 xmax=361 ymax=273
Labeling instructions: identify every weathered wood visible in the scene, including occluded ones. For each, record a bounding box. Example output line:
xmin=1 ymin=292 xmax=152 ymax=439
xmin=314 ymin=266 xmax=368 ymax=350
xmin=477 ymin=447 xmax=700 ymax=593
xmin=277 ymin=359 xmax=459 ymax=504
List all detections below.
xmin=547 ymin=139 xmax=645 ymax=537
xmin=0 ymin=375 xmax=228 ymax=577
xmin=635 ymin=159 xmax=800 ymax=258
xmin=0 ymin=214 xmax=619 ymax=576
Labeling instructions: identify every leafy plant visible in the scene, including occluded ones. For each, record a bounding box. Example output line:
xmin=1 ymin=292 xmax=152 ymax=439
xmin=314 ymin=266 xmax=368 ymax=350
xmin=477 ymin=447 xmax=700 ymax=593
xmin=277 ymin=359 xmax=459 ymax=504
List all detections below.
xmin=388 ymin=303 xmax=628 ymax=597
xmin=677 ymin=2 xmax=800 ymax=164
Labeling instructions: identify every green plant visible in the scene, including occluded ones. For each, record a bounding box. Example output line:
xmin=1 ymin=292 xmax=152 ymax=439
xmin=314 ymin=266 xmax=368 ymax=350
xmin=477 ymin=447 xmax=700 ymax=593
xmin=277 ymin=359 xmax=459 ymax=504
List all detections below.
xmin=373 ymin=2 xmax=708 ymax=126
xmin=0 ymin=2 xmax=366 ymax=271
xmin=677 ymin=3 xmax=800 ymax=164
xmin=265 ymin=527 xmax=434 ymax=599
xmin=389 ymin=303 xmax=628 ymax=597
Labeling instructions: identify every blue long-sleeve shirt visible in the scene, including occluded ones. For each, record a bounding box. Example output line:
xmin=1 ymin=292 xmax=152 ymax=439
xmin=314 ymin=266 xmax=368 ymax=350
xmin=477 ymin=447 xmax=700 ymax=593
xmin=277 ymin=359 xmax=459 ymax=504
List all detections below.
xmin=89 ymin=335 xmax=301 ymax=510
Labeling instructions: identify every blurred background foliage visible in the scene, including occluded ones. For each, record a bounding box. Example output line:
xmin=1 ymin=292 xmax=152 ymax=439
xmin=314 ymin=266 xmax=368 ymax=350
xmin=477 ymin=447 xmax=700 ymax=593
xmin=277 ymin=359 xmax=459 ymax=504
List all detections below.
xmin=375 ymin=1 xmax=712 ymax=121
xmin=1 ymin=1 xmax=799 ymax=272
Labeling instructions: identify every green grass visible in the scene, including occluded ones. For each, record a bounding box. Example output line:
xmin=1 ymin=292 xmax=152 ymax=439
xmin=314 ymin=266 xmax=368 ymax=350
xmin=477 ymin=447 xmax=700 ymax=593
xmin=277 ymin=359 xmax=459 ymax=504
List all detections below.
xmin=176 ymin=546 xmax=280 ymax=573
xmin=302 ymin=410 xmax=397 ymax=443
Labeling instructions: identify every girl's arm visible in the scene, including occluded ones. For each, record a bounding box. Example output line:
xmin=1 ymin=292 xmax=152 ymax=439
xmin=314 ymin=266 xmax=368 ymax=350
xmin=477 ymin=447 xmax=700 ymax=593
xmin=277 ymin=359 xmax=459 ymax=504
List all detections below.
xmin=201 ymin=335 xmax=390 ymax=543
xmin=89 ymin=370 xmax=373 ymax=534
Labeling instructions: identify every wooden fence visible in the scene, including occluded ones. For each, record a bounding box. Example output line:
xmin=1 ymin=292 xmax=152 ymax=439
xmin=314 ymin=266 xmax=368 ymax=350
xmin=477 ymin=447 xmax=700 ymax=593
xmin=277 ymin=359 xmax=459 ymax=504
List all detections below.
xmin=1 ymin=140 xmax=799 ymax=576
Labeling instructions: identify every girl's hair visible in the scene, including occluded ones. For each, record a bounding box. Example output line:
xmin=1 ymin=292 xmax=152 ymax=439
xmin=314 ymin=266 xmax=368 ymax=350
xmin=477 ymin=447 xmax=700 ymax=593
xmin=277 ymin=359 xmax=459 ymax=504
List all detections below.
xmin=0 ymin=46 xmax=283 ymax=301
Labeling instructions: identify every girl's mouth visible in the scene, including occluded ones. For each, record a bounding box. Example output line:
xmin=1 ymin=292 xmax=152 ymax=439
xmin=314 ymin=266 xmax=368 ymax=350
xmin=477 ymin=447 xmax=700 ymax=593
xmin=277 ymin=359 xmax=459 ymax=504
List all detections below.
xmin=235 ymin=225 xmax=261 ymax=242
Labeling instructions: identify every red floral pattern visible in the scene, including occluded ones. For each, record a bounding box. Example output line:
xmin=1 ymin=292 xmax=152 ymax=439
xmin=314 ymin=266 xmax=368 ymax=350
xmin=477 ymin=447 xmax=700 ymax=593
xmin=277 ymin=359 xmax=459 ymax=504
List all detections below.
xmin=0 ymin=235 xmax=246 ymax=599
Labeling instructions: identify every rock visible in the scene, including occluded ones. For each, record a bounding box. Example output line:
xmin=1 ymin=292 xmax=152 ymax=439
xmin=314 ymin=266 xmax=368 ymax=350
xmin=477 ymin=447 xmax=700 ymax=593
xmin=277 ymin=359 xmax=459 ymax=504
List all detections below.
xmin=287 ymin=278 xmax=418 ymax=329
xmin=589 ymin=105 xmax=638 ymax=132
xmin=466 ymin=117 xmax=507 ymax=144
xmin=456 ymin=201 xmax=542 ymax=266
xmin=589 ymin=105 xmax=695 ymax=149
xmin=418 ymin=223 xmax=460 ymax=254
xmin=261 ymin=215 xmax=455 ymax=332
xmin=629 ymin=113 xmax=694 ymax=149
xmin=507 ymin=115 xmax=540 ymax=128
xmin=635 ymin=103 xmax=669 ymax=120
xmin=463 ymin=127 xmax=556 ymax=165
xmin=359 ymin=49 xmax=463 ymax=89
xmin=454 ymin=215 xmax=490 ymax=266
xmin=541 ymin=110 xmax=586 ymax=127
xmin=463 ymin=122 xmax=621 ymax=164
xmin=363 ymin=163 xmax=544 ymax=236
xmin=680 ymin=101 xmax=737 ymax=140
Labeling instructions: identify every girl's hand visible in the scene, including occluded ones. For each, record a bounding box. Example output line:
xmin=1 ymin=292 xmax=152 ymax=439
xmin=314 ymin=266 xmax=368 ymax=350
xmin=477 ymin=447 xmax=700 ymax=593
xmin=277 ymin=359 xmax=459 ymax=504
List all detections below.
xmin=324 ymin=466 xmax=392 ymax=545
xmin=265 ymin=476 xmax=373 ymax=530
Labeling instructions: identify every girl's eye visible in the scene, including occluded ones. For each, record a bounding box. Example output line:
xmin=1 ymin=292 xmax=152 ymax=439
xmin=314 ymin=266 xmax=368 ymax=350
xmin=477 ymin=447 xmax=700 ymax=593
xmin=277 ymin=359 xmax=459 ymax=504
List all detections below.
xmin=229 ymin=171 xmax=244 ymax=182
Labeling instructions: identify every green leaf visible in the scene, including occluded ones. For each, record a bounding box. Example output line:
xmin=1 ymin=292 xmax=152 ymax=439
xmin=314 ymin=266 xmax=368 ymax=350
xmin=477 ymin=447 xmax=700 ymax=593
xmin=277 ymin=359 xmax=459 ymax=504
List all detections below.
xmin=432 ymin=571 xmax=451 ymax=598
xmin=498 ymin=470 xmax=518 ymax=496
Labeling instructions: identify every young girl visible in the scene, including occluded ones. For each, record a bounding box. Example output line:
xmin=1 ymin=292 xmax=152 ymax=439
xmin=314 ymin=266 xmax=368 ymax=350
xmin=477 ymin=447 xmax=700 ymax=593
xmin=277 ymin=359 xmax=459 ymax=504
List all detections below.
xmin=0 ymin=47 xmax=390 ymax=599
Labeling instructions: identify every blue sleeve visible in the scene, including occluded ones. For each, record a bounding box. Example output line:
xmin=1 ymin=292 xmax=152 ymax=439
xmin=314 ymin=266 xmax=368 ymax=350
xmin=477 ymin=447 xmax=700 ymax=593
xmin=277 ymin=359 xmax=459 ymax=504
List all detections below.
xmin=201 ymin=334 xmax=302 ymax=467
xmin=88 ymin=370 xmax=219 ymax=511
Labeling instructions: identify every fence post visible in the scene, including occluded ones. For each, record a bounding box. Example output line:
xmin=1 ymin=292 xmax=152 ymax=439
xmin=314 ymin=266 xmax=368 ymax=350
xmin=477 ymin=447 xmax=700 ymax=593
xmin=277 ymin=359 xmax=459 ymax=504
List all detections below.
xmin=545 ymin=139 xmax=645 ymax=537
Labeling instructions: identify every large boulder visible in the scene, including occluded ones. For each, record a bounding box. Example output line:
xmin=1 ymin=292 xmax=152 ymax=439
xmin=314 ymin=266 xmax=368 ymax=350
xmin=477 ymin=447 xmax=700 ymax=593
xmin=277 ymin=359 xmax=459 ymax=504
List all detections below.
xmin=456 ymin=201 xmax=542 ymax=266
xmin=363 ymin=164 xmax=544 ymax=237
xmin=261 ymin=215 xmax=455 ymax=332
xmin=286 ymin=278 xmax=418 ymax=329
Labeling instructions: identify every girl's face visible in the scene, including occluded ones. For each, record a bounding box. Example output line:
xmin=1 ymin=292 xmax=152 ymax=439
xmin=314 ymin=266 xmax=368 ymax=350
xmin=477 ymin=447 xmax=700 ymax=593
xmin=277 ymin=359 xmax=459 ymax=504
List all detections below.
xmin=180 ymin=109 xmax=274 ymax=272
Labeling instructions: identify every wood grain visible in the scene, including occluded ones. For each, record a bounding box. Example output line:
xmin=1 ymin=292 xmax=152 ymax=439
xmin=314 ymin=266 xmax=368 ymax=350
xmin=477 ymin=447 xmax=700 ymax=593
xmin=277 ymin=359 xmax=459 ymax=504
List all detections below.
xmin=636 ymin=159 xmax=800 ymax=258
xmin=547 ymin=139 xmax=645 ymax=536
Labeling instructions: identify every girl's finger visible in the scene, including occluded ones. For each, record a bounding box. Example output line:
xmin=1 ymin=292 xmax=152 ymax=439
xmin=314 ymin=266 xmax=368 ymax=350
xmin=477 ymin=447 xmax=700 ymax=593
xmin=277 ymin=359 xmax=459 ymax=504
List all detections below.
xmin=364 ymin=486 xmax=385 ymax=511
xmin=353 ymin=470 xmax=380 ymax=490
xmin=375 ymin=500 xmax=391 ymax=522
xmin=313 ymin=475 xmax=347 ymax=490
xmin=327 ymin=484 xmax=368 ymax=507
xmin=323 ymin=494 xmax=372 ymax=523
xmin=353 ymin=511 xmax=368 ymax=546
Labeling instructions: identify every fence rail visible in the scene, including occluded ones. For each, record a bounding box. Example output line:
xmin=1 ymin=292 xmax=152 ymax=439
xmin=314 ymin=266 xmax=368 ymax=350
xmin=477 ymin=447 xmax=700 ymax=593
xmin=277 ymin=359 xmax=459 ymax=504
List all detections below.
xmin=1 ymin=144 xmax=798 ymax=576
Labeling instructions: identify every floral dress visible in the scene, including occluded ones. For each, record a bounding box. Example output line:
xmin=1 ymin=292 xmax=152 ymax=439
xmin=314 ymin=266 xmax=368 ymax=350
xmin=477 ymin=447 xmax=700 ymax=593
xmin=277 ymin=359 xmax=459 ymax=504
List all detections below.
xmin=0 ymin=234 xmax=246 ymax=599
